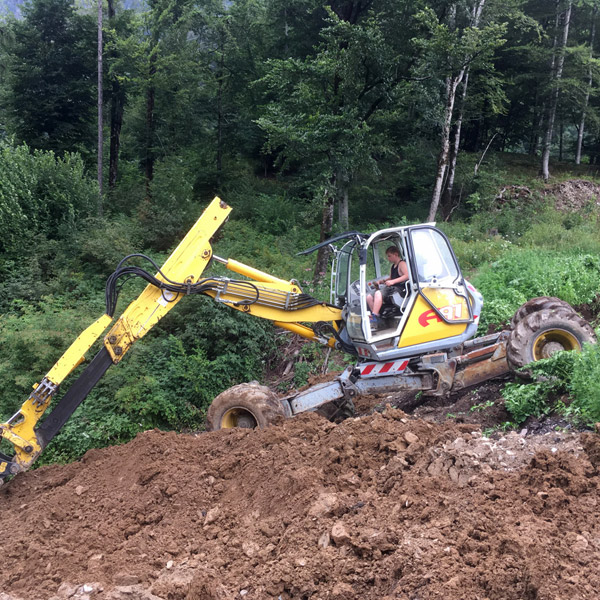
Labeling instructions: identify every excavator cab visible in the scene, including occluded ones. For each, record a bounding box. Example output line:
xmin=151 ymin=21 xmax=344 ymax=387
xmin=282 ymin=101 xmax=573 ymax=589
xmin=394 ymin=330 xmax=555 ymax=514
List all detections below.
xmin=331 ymin=225 xmax=483 ymax=361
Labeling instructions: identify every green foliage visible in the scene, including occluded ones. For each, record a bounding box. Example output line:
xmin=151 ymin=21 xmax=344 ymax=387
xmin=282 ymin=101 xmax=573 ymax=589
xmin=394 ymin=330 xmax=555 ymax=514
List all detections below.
xmin=292 ymin=343 xmax=326 ymax=388
xmin=473 ymin=249 xmax=600 ymax=331
xmin=470 ymin=400 xmax=494 ymax=412
xmin=0 ymin=297 xmax=100 ymax=418
xmin=0 ymin=141 xmax=98 ymax=255
xmin=70 ymin=215 xmax=144 ymax=278
xmin=139 ymin=155 xmax=202 ymax=251
xmin=566 ymin=335 xmax=600 ymax=424
xmin=2 ymin=0 xmax=97 ymax=159
xmin=503 ymin=380 xmax=558 ymax=425
xmin=256 ymin=8 xmax=407 ymax=213
xmin=502 ymin=340 xmax=600 ymax=427
xmin=37 ymin=399 xmax=143 ymax=466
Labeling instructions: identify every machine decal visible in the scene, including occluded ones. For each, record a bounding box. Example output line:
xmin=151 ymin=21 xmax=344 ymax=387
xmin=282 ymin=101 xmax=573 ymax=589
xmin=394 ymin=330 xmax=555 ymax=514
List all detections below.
xmin=418 ymin=303 xmax=465 ymax=327
xmin=418 ymin=309 xmax=442 ymax=327
xmin=398 ymin=295 xmax=468 ymax=349
xmin=359 ymin=360 xmax=409 ymax=377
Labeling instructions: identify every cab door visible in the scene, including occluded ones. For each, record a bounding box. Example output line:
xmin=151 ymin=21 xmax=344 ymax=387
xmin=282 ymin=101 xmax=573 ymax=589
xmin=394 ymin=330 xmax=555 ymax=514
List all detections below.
xmin=397 ymin=227 xmax=473 ymax=349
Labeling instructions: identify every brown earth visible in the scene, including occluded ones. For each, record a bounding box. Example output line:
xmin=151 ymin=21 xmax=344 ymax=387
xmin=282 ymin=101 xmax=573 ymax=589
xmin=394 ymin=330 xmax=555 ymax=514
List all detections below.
xmin=1 ymin=406 xmax=599 ymax=600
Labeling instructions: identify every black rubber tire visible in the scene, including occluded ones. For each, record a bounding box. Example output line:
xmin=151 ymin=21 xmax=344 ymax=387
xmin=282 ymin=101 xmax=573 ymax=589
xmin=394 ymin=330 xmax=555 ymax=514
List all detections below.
xmin=509 ymin=297 xmax=574 ymax=330
xmin=507 ymin=307 xmax=597 ymax=375
xmin=316 ymin=399 xmax=355 ymax=423
xmin=206 ymin=382 xmax=287 ymax=431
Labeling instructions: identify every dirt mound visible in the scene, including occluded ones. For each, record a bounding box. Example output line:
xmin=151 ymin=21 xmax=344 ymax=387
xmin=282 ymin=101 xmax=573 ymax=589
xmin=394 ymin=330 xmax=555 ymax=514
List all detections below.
xmin=493 ymin=179 xmax=600 ymax=215
xmin=545 ymin=179 xmax=600 ymax=213
xmin=1 ymin=410 xmax=599 ymax=600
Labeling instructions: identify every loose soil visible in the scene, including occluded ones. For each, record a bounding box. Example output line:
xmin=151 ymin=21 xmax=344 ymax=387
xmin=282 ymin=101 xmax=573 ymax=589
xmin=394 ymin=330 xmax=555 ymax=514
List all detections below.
xmin=1 ymin=400 xmax=599 ymax=600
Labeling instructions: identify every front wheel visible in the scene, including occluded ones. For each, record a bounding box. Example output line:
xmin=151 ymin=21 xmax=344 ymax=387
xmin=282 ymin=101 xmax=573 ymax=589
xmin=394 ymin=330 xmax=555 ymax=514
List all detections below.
xmin=507 ymin=308 xmax=596 ymax=374
xmin=206 ymin=382 xmax=288 ymax=431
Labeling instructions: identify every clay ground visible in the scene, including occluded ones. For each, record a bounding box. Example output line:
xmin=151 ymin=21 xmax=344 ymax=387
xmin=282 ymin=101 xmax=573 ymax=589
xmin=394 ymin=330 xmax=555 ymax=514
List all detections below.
xmin=1 ymin=391 xmax=599 ymax=600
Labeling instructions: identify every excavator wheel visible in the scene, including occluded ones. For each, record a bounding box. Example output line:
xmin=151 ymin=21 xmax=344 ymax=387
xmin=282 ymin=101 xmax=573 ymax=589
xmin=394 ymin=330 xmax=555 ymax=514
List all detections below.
xmin=509 ymin=297 xmax=574 ymax=330
xmin=316 ymin=399 xmax=355 ymax=423
xmin=206 ymin=382 xmax=289 ymax=431
xmin=507 ymin=307 xmax=596 ymax=375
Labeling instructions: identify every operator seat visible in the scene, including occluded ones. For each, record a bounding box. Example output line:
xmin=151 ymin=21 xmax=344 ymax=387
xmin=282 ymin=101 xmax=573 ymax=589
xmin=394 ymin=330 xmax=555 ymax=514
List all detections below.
xmin=379 ymin=282 xmax=410 ymax=319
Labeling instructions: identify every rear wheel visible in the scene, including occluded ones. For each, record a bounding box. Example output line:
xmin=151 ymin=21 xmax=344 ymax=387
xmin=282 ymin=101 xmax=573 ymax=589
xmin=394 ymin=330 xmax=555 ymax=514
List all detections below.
xmin=509 ymin=297 xmax=574 ymax=330
xmin=507 ymin=308 xmax=596 ymax=374
xmin=206 ymin=382 xmax=288 ymax=431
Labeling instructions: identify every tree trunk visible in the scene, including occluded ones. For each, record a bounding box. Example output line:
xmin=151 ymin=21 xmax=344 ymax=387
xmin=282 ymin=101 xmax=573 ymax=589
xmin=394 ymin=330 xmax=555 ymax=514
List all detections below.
xmin=541 ymin=0 xmax=572 ymax=181
xmin=314 ymin=187 xmax=335 ymax=284
xmin=531 ymin=104 xmax=545 ymax=156
xmin=441 ymin=69 xmax=469 ymax=216
xmin=144 ymin=53 xmax=157 ymax=198
xmin=97 ymin=0 xmax=103 ymax=215
xmin=337 ymin=168 xmax=349 ymax=229
xmin=576 ymin=5 xmax=596 ymax=165
xmin=559 ymin=118 xmax=564 ymax=162
xmin=428 ymin=0 xmax=484 ymax=222
xmin=109 ymin=82 xmax=124 ymax=189
xmin=216 ymin=27 xmax=225 ymax=188
xmin=107 ymin=0 xmax=124 ymax=189
xmin=338 ymin=187 xmax=349 ymax=230
xmin=428 ymin=74 xmax=463 ymax=222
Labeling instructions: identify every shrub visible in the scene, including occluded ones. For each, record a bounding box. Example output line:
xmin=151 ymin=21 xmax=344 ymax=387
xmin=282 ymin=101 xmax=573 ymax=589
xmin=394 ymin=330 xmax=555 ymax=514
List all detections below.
xmin=502 ymin=337 xmax=600 ymax=427
xmin=567 ymin=335 xmax=600 ymax=424
xmin=0 ymin=141 xmax=97 ymax=255
xmin=473 ymin=249 xmax=600 ymax=331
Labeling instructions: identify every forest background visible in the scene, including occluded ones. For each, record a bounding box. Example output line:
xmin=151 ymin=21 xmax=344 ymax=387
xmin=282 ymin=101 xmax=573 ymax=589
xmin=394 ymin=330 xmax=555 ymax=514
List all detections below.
xmin=1 ymin=0 xmax=600 ymax=465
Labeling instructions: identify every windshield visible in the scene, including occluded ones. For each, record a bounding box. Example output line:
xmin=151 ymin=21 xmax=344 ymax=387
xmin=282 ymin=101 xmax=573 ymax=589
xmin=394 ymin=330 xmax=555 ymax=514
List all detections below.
xmin=410 ymin=228 xmax=460 ymax=284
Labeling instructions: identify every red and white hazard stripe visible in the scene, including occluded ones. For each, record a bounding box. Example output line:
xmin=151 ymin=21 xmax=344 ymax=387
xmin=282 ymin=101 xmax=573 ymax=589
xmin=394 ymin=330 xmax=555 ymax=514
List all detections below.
xmin=358 ymin=359 xmax=409 ymax=378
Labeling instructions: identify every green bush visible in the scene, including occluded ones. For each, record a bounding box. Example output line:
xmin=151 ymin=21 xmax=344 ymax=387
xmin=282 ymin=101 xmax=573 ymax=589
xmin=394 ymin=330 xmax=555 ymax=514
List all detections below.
xmin=0 ymin=141 xmax=97 ymax=255
xmin=140 ymin=155 xmax=201 ymax=251
xmin=502 ymin=337 xmax=600 ymax=427
xmin=567 ymin=336 xmax=600 ymax=424
xmin=473 ymin=249 xmax=600 ymax=331
xmin=502 ymin=351 xmax=575 ymax=424
xmin=0 ymin=297 xmax=102 ymax=419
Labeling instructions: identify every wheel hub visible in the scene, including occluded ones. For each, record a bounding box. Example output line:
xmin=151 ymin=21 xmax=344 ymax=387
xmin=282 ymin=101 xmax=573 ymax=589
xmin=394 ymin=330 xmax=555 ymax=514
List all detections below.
xmin=533 ymin=329 xmax=580 ymax=360
xmin=221 ymin=407 xmax=259 ymax=429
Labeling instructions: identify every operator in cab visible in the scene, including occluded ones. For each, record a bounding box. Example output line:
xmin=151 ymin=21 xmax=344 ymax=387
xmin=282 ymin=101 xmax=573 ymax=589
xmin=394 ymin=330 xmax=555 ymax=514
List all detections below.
xmin=366 ymin=246 xmax=409 ymax=328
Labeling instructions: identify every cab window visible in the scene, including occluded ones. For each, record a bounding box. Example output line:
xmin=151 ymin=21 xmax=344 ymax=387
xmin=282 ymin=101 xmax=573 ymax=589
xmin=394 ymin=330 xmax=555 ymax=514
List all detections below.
xmin=410 ymin=228 xmax=459 ymax=284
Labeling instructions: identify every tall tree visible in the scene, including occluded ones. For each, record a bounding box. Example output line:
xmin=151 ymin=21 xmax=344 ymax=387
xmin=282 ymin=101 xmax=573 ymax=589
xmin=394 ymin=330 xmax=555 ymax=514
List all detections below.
xmin=3 ymin=0 xmax=97 ymax=160
xmin=257 ymin=9 xmax=408 ymax=278
xmin=541 ymin=0 xmax=573 ymax=180
xmin=105 ymin=0 xmax=131 ymax=189
xmin=440 ymin=0 xmax=490 ymax=216
xmin=98 ymin=0 xmax=103 ymax=212
xmin=417 ymin=2 xmax=505 ymax=222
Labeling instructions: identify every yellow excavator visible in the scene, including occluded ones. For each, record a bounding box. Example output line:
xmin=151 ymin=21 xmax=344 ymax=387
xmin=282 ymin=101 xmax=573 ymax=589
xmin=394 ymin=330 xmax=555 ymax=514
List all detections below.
xmin=0 ymin=197 xmax=596 ymax=483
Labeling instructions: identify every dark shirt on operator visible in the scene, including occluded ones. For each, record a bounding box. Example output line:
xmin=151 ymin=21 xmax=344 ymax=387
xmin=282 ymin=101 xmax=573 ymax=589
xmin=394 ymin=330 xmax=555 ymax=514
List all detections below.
xmin=383 ymin=262 xmax=407 ymax=299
